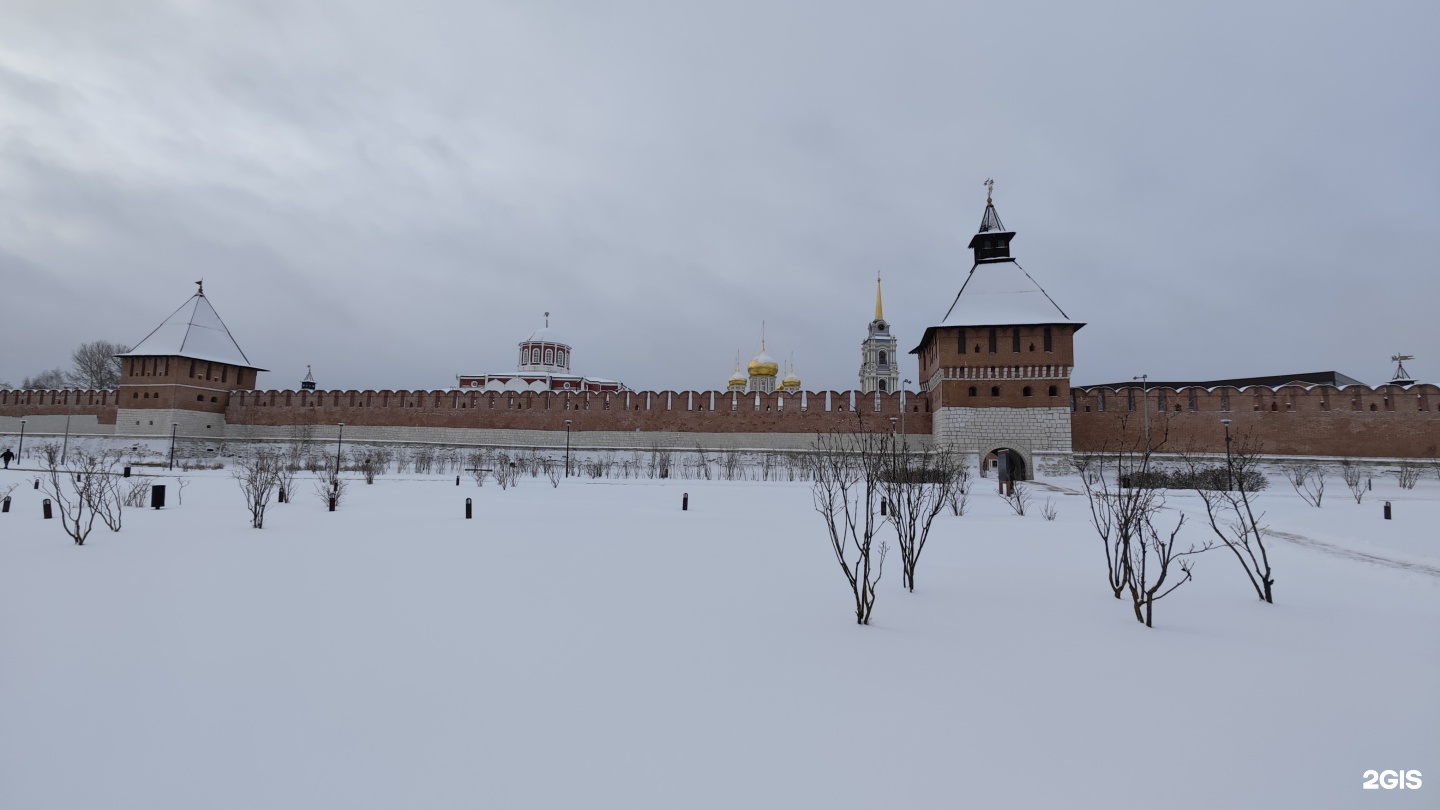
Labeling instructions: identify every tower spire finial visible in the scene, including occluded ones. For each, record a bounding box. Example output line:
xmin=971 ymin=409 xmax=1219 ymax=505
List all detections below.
xmin=874 ymin=273 xmax=884 ymax=322
xmin=761 ymin=320 xmax=767 ymax=351
xmin=984 ymin=178 xmax=994 ymax=204
xmin=544 ymin=311 xmax=549 ymax=328
xmin=195 ymin=278 xmax=204 ymax=296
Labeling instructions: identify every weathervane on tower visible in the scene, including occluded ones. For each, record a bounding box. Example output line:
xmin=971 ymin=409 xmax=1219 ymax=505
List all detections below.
xmin=985 ymin=178 xmax=994 ymax=204
xmin=1390 ymin=353 xmax=1416 ymax=386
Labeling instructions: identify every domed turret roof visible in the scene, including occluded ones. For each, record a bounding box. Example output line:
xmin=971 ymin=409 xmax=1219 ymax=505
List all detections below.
xmin=522 ymin=326 xmax=568 ymax=346
xmin=748 ymin=350 xmax=778 ymax=378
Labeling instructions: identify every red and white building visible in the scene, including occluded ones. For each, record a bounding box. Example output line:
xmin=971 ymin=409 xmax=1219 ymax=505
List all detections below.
xmin=455 ymin=320 xmax=626 ymax=393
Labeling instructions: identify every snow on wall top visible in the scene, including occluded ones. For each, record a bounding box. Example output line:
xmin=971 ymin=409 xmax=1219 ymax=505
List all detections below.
xmin=939 ymin=260 xmax=1073 ymax=327
xmin=119 ymin=292 xmax=264 ymax=369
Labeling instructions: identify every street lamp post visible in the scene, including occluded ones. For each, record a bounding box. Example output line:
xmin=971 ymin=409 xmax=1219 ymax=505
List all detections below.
xmin=17 ymin=419 xmax=25 ymax=464
xmin=334 ymin=423 xmax=345 ymax=481
xmin=564 ymin=419 xmax=572 ymax=477
xmin=901 ymin=379 xmax=912 ymax=445
xmin=168 ymin=423 xmax=178 ymax=471
xmin=1133 ymin=374 xmax=1150 ymax=454
xmin=1221 ymin=418 xmax=1234 ymax=491
xmin=61 ymin=396 xmax=74 ymax=465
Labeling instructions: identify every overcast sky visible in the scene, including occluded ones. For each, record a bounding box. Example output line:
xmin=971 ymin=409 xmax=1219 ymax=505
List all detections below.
xmin=2 ymin=0 xmax=1436 ymax=393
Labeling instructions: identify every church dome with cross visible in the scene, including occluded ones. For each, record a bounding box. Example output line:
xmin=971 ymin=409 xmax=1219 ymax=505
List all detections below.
xmin=455 ymin=313 xmax=626 ymax=393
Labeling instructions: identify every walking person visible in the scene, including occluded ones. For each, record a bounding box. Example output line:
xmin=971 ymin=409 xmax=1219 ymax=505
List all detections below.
xmin=2 ymin=447 xmax=14 ymax=469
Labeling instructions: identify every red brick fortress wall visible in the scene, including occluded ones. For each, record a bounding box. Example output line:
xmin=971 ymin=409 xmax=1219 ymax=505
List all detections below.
xmin=1071 ymin=383 xmax=1440 ymax=458
xmin=226 ymin=388 xmax=933 ymax=436
xmin=0 ymin=389 xmax=118 ymax=424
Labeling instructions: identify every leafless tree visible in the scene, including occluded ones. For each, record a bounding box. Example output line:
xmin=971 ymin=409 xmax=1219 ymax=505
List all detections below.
xmin=175 ymin=477 xmax=190 ymax=505
xmin=545 ymin=462 xmax=561 ymax=488
xmin=1395 ymin=460 xmax=1421 ymax=490
xmin=883 ymin=445 xmax=962 ymax=592
xmin=1126 ymin=510 xmax=1204 ymax=627
xmin=466 ymin=449 xmax=489 ymax=486
xmin=1079 ymin=433 xmax=1161 ymax=602
xmin=41 ymin=452 xmax=110 ymax=544
xmin=1282 ymin=462 xmax=1325 ymax=507
xmin=1189 ymin=439 xmax=1276 ymax=603
xmin=233 ymin=450 xmax=284 ymax=528
xmin=1041 ymin=498 xmax=1059 ymax=521
xmin=413 ymin=445 xmax=437 ymax=474
xmin=22 ymin=368 xmax=68 ymax=390
xmin=37 ymin=441 xmax=62 ymax=469
xmin=1340 ymin=459 xmax=1366 ymax=504
xmin=810 ymin=429 xmax=889 ymax=625
xmin=999 ymin=482 xmax=1032 ymax=516
xmin=69 ymin=340 xmax=129 ymax=389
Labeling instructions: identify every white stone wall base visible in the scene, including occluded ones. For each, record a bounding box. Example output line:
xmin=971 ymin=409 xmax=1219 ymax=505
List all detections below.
xmin=932 ymin=406 xmax=1073 ymax=480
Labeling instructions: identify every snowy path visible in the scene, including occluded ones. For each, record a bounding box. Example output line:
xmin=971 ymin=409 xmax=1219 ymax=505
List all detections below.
xmin=1265 ymin=528 xmax=1440 ymax=578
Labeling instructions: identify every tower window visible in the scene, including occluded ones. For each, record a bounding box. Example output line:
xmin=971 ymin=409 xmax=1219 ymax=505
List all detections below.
xmin=968 ymin=386 xmax=977 ymax=397
xmin=1048 ymin=385 xmax=1058 ymax=397
xmin=878 ymin=379 xmax=888 ymax=392
xmin=1023 ymin=386 xmax=1033 ymax=397
xmin=1044 ymin=327 xmax=1053 ymax=352
xmin=990 ymin=386 xmax=1000 ymax=397
xmin=879 ymin=351 xmax=888 ymax=366
xmin=988 ymin=329 xmax=997 ymax=353
xmin=545 ymin=349 xmax=554 ymax=364
xmin=958 ymin=329 xmax=966 ymax=354
xmin=531 ymin=349 xmax=540 ymax=363
xmin=1012 ymin=328 xmax=1021 ymax=353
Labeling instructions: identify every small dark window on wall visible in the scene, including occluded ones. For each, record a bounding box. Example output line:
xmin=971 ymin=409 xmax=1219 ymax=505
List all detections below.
xmin=968 ymin=386 xmax=977 ymax=397
xmin=1012 ymin=328 xmax=1021 ymax=353
xmin=197 ymin=395 xmax=204 ymax=401
xmin=1048 ymin=385 xmax=1058 ymax=397
xmin=958 ymin=329 xmax=966 ymax=354
xmin=1023 ymin=386 xmax=1033 ymax=397
xmin=1127 ymin=390 xmax=1135 ymax=411
xmin=990 ymin=386 xmax=1000 ymax=397
xmin=189 ymin=360 xmax=196 ymax=377
xmin=1043 ymin=326 xmax=1053 ymax=352
xmin=221 ymin=366 xmax=227 ymax=383
xmin=988 ymin=328 xmax=997 ymax=353
xmin=1188 ymin=390 xmax=1197 ymax=411
xmin=211 ymin=397 xmax=218 ymax=403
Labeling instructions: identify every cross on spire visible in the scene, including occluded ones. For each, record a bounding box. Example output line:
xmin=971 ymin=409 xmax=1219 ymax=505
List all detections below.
xmin=984 ymin=178 xmax=994 ymax=204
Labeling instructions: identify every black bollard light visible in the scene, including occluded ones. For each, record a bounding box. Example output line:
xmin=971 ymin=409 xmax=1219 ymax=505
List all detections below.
xmin=1368 ymin=478 xmax=1372 ymax=491
xmin=456 ymin=475 xmax=460 ymax=486
xmin=1384 ymin=501 xmax=1392 ymax=520
xmin=123 ymin=466 xmax=131 ymax=478
xmin=881 ymin=498 xmax=888 ymax=515
xmin=2 ymin=495 xmax=9 ymax=513
xmin=466 ymin=497 xmax=473 ymax=519
xmin=278 ymin=486 xmax=286 ymax=503
xmin=150 ymin=485 xmax=165 ymax=509
xmin=682 ymin=492 xmax=688 ymax=511
xmin=34 ymin=479 xmax=40 ymax=490
xmin=328 ymin=495 xmax=336 ymax=512
xmin=43 ymin=498 xmax=53 ymax=520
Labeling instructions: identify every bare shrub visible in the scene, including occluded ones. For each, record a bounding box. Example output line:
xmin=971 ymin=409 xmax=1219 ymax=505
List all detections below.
xmin=1000 ymin=483 xmax=1031 ymax=516
xmin=123 ymin=477 xmax=151 ymax=508
xmin=946 ymin=461 xmax=972 ymax=516
xmin=1190 ymin=437 xmax=1276 ymax=604
xmin=1395 ymin=460 xmax=1421 ymax=490
xmin=1282 ymin=462 xmax=1325 ymax=507
xmin=42 ymin=453 xmax=106 ymax=544
xmin=1041 ymin=498 xmax=1059 ymax=521
xmin=1340 ymin=459 xmax=1365 ymax=504
xmin=176 ymin=477 xmax=190 ymax=505
xmin=546 ymin=463 xmax=561 ymax=488
xmin=39 ymin=441 xmax=62 ymax=469
xmin=810 ymin=429 xmax=889 ymax=625
xmin=313 ymin=471 xmax=348 ymax=509
xmin=234 ymin=451 xmax=284 ymax=529
xmin=883 ymin=446 xmax=962 ymax=592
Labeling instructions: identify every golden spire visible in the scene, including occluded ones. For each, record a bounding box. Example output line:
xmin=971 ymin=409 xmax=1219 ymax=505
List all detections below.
xmin=874 ymin=273 xmax=884 ymax=322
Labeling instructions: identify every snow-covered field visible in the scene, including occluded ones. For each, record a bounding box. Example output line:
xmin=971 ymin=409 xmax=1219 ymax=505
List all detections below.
xmin=1 ymin=461 xmax=1436 ymax=809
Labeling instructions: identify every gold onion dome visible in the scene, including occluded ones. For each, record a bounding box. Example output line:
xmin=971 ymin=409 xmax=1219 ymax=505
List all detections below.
xmin=728 ymin=368 xmax=747 ymax=385
xmin=782 ymin=369 xmax=801 ymax=387
xmin=747 ymin=351 xmax=779 ymax=377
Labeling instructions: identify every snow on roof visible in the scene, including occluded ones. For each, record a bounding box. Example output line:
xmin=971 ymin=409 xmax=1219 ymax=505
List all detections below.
xmin=522 ymin=327 xmax=568 ymax=346
xmin=119 ymin=292 xmax=264 ymax=369
xmin=938 ymin=260 xmax=1073 ymax=327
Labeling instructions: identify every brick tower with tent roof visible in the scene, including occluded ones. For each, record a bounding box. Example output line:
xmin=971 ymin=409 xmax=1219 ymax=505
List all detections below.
xmin=114 ymin=282 xmax=266 ymax=438
xmin=910 ymin=182 xmax=1083 ymax=480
